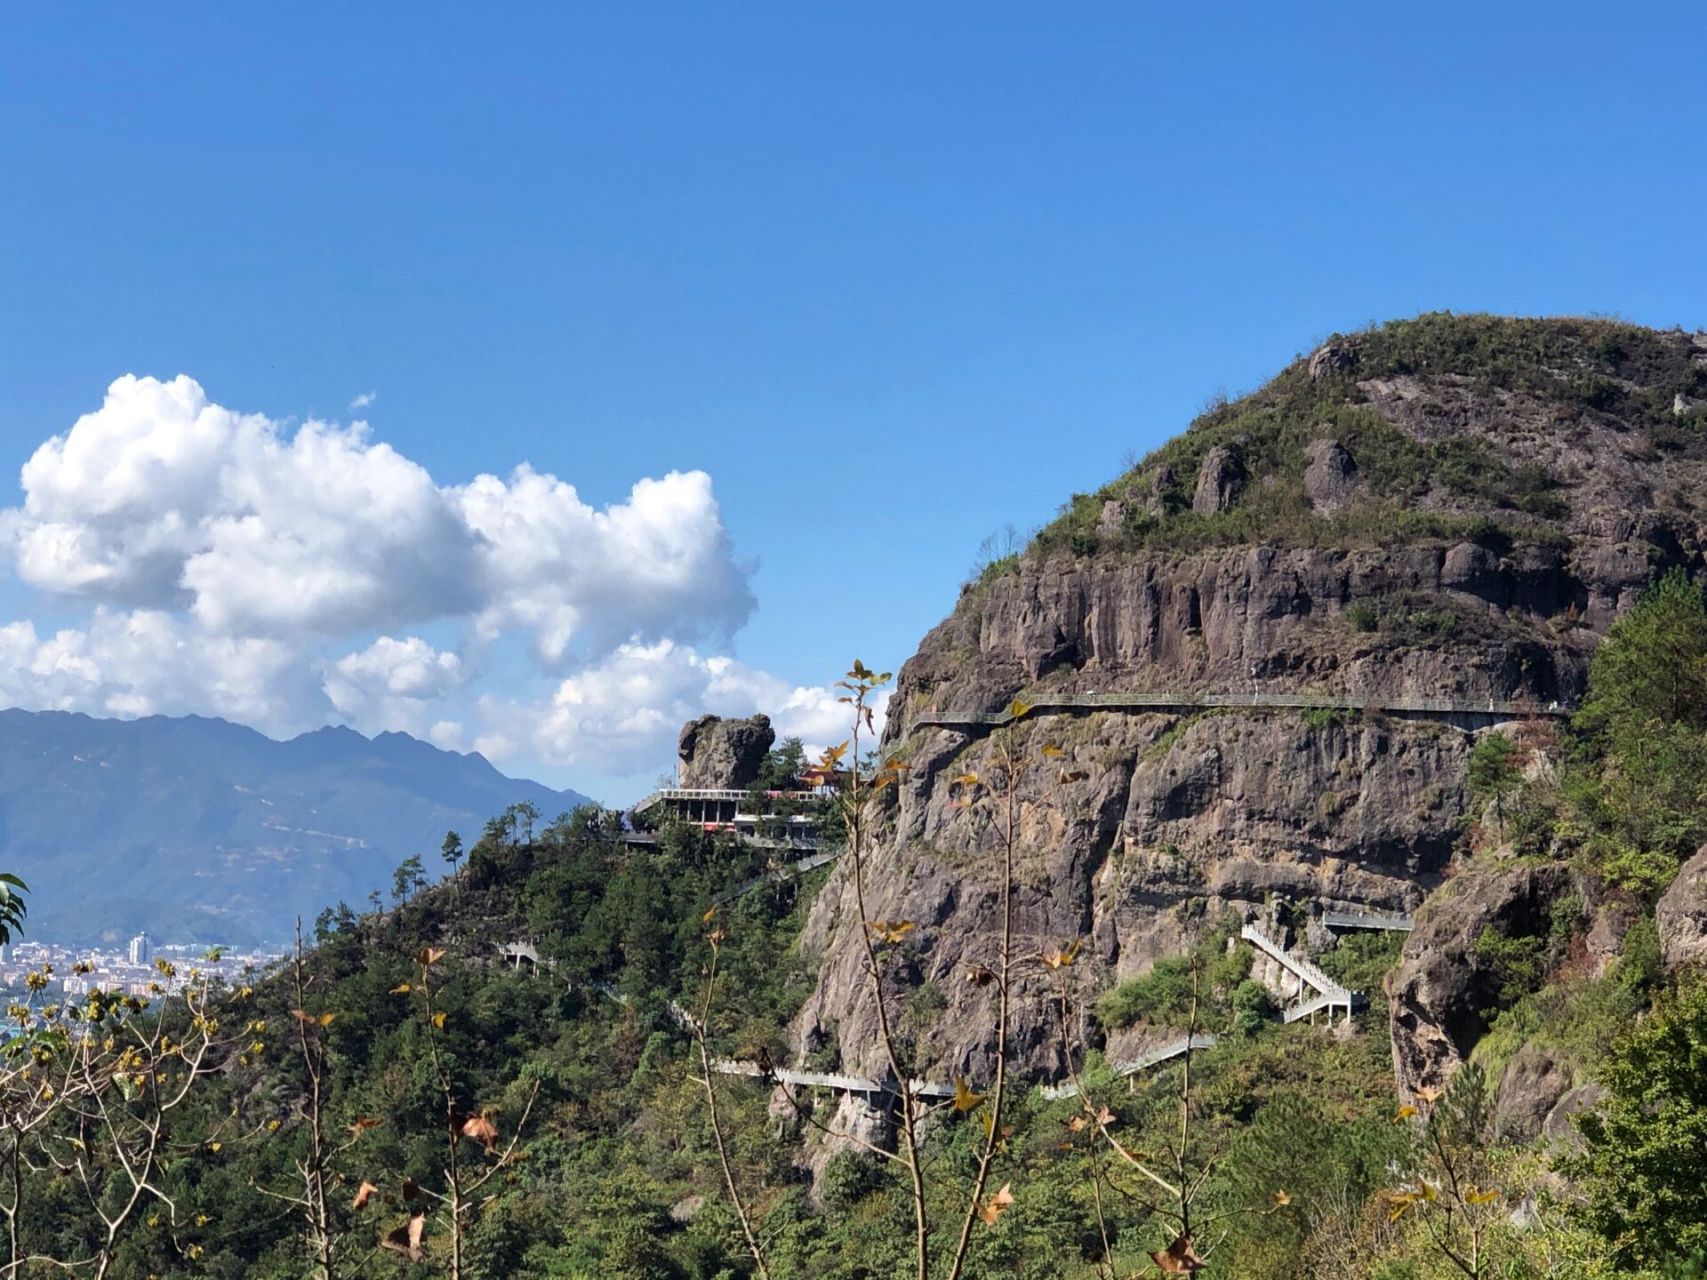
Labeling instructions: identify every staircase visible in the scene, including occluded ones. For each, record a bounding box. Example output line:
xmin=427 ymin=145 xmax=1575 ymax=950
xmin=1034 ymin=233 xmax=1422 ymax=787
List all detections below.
xmin=1240 ymin=922 xmax=1360 ymax=1021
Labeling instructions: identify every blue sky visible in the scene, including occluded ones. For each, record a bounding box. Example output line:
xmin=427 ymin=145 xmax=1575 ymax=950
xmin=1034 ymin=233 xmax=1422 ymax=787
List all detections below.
xmin=1 ymin=4 xmax=1704 ymax=801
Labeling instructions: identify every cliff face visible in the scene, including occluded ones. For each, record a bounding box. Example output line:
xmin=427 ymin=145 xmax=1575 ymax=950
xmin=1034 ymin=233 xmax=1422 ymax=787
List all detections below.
xmin=793 ymin=315 xmax=1707 ymax=1087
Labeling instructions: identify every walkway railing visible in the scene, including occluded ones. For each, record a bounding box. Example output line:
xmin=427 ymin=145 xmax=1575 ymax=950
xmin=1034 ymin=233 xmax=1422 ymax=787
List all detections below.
xmin=1041 ymin=1033 xmax=1220 ymax=1100
xmin=1241 ymin=922 xmax=1360 ymax=1020
xmin=904 ymin=691 xmax=1567 ymax=739
xmin=629 ymin=786 xmax=833 ymax=816
xmin=1322 ymin=908 xmax=1415 ymax=933
xmin=712 ymin=1058 xmax=958 ymax=1100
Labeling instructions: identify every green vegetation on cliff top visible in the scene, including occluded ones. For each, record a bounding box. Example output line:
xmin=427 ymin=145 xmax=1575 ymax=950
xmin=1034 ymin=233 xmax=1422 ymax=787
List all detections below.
xmin=973 ymin=314 xmax=1707 ymax=576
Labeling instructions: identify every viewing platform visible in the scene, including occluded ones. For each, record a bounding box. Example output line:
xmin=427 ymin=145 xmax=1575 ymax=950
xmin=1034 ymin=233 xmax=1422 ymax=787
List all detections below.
xmin=625 ymin=786 xmax=833 ymax=850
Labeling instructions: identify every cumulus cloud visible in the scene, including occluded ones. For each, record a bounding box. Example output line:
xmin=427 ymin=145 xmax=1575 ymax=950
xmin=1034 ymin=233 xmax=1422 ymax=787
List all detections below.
xmin=455 ymin=466 xmax=754 ymax=662
xmin=6 ymin=375 xmax=754 ymax=655
xmin=0 ymin=609 xmax=315 ymax=729
xmin=0 ymin=374 xmax=862 ymax=787
xmin=521 ymin=638 xmax=887 ymax=776
xmin=323 ymin=636 xmax=465 ymax=737
xmin=350 ymin=391 xmax=377 ymax=410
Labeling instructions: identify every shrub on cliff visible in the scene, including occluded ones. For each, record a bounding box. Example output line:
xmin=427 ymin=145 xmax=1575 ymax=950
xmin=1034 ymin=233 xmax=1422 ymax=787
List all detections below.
xmin=1565 ymin=973 xmax=1707 ymax=1267
xmin=1571 ymin=568 xmax=1707 ymax=893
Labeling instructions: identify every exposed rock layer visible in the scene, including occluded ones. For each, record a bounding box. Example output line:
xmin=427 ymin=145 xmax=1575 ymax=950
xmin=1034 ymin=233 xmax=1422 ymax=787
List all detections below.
xmin=793 ymin=318 xmax=1707 ymax=1090
xmin=1387 ymin=863 xmax=1568 ymax=1101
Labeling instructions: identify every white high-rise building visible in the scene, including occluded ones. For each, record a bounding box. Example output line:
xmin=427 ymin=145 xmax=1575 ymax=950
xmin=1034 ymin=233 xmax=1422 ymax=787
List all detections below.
xmin=128 ymin=932 xmax=151 ymax=967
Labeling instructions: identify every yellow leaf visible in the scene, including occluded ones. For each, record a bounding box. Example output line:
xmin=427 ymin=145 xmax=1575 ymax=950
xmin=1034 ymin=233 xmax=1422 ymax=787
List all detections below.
xmin=1040 ymin=743 xmax=1065 ymax=758
xmin=701 ymin=904 xmax=718 ymax=924
xmin=431 ymin=1011 xmax=446 ymax=1030
xmin=1041 ymin=939 xmax=1083 ymax=970
xmin=868 ymin=920 xmax=916 ymax=945
xmin=317 ymin=1012 xmax=336 ymax=1027
xmin=1415 ymin=1084 xmax=1443 ymax=1104
xmin=390 ymin=983 xmax=412 ymax=995
xmin=1393 ymin=1104 xmax=1418 ymax=1122
xmin=1272 ymin=1189 xmax=1292 ymax=1206
xmin=1465 ymin=1187 xmax=1499 ymax=1206
xmin=953 ymin=773 xmax=979 ymax=788
xmin=415 ymin=947 xmax=446 ymax=968
xmin=1008 ymin=699 xmax=1032 ymax=719
xmin=953 ymin=1077 xmax=987 ymax=1113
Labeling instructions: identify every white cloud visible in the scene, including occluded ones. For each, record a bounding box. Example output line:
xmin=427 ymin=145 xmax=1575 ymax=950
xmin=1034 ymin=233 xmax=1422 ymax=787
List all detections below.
xmin=7 ymin=375 xmax=754 ymax=655
xmin=454 ymin=466 xmax=754 ymax=662
xmin=0 ymin=374 xmax=867 ymax=787
xmin=0 ymin=609 xmax=314 ymax=730
xmin=519 ymin=638 xmax=887 ymax=776
xmin=323 ymin=636 xmax=465 ymax=736
xmin=350 ymin=391 xmax=377 ymax=410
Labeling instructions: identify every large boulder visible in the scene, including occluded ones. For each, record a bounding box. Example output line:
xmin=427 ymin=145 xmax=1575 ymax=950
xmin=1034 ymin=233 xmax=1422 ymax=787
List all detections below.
xmin=1308 ymin=341 xmax=1358 ymax=380
xmin=1146 ymin=463 xmax=1177 ymax=516
xmin=1657 ymin=844 xmax=1707 ymax=969
xmin=677 ymin=714 xmax=775 ymax=789
xmin=1192 ymin=446 xmax=1246 ymax=514
xmin=1495 ymin=1044 xmax=1572 ymax=1142
xmin=1387 ymin=863 xmax=1568 ymax=1100
xmin=1304 ymin=439 xmax=1358 ymax=513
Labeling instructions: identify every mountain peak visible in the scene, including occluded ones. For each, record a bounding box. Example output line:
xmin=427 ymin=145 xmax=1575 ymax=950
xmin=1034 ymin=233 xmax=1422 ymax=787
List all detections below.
xmin=0 ymin=707 xmax=594 ymax=945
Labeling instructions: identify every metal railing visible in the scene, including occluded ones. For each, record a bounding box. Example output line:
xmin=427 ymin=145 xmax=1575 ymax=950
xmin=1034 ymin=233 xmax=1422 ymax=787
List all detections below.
xmin=1322 ymin=908 xmax=1415 ymax=933
xmin=904 ymin=690 xmax=1569 ymax=738
xmin=1042 ymin=1033 xmax=1220 ymax=1100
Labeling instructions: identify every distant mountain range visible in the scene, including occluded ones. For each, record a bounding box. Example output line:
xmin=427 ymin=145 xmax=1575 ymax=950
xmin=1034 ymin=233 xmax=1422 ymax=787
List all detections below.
xmin=0 ymin=709 xmax=594 ymax=947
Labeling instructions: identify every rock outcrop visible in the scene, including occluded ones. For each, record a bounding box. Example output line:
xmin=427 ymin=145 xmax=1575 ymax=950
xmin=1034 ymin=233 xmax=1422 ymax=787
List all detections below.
xmin=790 ymin=316 xmax=1707 ymax=1093
xmin=1308 ymin=340 xmax=1358 ymax=380
xmin=1192 ymin=445 xmax=1246 ymax=513
xmin=1387 ymin=863 xmax=1567 ymax=1101
xmin=677 ymin=714 xmax=774 ymax=789
xmin=1304 ymin=438 xmax=1358 ymax=513
xmin=1495 ymin=1044 xmax=1573 ymax=1142
xmin=1657 ymin=844 xmax=1707 ymax=969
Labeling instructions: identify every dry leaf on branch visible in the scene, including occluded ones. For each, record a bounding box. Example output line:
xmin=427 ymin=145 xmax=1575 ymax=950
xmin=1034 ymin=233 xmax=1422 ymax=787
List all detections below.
xmin=379 ymin=1211 xmax=426 ymax=1263
xmin=1150 ymin=1233 xmax=1209 ymax=1273
xmin=976 ymin=1183 xmax=1015 ymax=1225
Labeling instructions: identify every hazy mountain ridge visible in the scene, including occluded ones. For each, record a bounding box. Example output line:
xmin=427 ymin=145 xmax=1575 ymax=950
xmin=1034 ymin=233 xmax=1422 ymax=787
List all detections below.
xmin=0 ymin=708 xmax=593 ymax=945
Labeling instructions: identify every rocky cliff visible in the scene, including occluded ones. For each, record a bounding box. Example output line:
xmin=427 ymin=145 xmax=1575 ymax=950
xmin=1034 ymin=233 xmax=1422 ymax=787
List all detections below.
xmin=792 ymin=314 xmax=1707 ymax=1094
